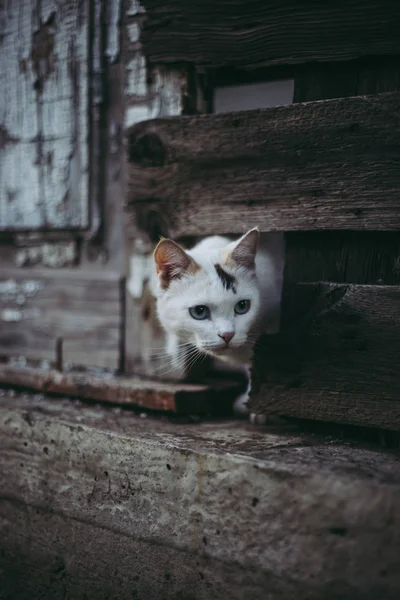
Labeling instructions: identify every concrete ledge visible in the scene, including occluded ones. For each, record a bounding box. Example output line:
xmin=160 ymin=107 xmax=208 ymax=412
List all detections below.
xmin=1 ymin=392 xmax=400 ymax=599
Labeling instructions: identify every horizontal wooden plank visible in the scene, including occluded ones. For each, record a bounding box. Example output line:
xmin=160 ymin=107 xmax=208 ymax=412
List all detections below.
xmin=293 ymin=56 xmax=400 ymax=103
xmin=137 ymin=0 xmax=400 ymax=69
xmin=126 ymin=92 xmax=400 ymax=237
xmin=0 ymin=365 xmax=242 ymax=414
xmin=0 ymin=271 xmax=124 ymax=370
xmin=0 ymin=268 xmax=123 ymax=282
xmin=251 ymin=393 xmax=400 ymax=432
xmin=250 ymin=284 xmax=400 ymax=431
xmin=285 ymin=232 xmax=400 ymax=285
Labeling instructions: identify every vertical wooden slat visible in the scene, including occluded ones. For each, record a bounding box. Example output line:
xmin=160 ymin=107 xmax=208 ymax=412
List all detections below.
xmin=0 ymin=0 xmax=89 ymax=230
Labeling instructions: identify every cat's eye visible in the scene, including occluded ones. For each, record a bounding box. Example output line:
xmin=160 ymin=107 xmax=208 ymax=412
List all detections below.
xmin=234 ymin=300 xmax=251 ymax=315
xmin=189 ymin=305 xmax=210 ymax=320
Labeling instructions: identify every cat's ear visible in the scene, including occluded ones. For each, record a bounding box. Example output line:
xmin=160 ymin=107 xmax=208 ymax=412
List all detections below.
xmin=227 ymin=228 xmax=259 ymax=270
xmin=154 ymin=239 xmax=200 ymax=289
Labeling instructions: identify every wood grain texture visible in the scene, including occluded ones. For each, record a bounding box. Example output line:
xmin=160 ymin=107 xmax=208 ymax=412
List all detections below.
xmin=285 ymin=232 xmax=400 ymax=285
xmin=0 ymin=269 xmax=124 ymax=369
xmin=137 ymin=0 xmax=400 ymax=69
xmin=126 ymin=92 xmax=400 ymax=237
xmin=294 ymin=56 xmax=400 ymax=103
xmin=287 ymin=58 xmax=400 ymax=288
xmin=0 ymin=365 xmax=241 ymax=414
xmin=250 ymin=284 xmax=400 ymax=431
xmin=0 ymin=0 xmax=89 ymax=230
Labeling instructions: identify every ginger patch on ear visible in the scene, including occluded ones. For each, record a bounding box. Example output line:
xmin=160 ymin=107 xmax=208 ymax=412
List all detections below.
xmin=154 ymin=239 xmax=200 ymax=289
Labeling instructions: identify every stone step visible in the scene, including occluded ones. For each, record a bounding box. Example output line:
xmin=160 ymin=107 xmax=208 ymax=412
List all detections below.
xmin=0 ymin=391 xmax=399 ymax=600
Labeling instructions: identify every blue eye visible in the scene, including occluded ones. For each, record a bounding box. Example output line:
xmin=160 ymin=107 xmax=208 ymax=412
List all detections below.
xmin=189 ymin=305 xmax=210 ymax=320
xmin=234 ymin=300 xmax=251 ymax=315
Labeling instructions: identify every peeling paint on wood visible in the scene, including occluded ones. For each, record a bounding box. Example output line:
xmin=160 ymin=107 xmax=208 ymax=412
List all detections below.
xmin=0 ymin=0 xmax=89 ymax=230
xmin=0 ymin=278 xmax=43 ymax=300
xmin=126 ymin=0 xmax=145 ymax=16
xmin=127 ymin=21 xmax=140 ymax=44
xmin=125 ymin=66 xmax=188 ymax=125
xmin=0 ymin=269 xmax=124 ymax=370
xmin=123 ymin=0 xmax=189 ymax=128
xmin=14 ymin=241 xmax=78 ymax=267
xmin=105 ymin=0 xmax=121 ymax=63
xmin=0 ymin=124 xmax=20 ymax=150
xmin=91 ymin=0 xmax=103 ymax=105
xmin=1 ymin=309 xmax=24 ymax=322
xmin=123 ymin=0 xmax=192 ymax=376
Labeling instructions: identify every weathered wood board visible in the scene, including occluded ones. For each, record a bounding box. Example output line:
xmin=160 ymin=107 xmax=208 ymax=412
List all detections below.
xmin=126 ymin=92 xmax=400 ymax=238
xmin=0 ymin=365 xmax=242 ymax=414
xmin=287 ymin=62 xmax=400 ymax=289
xmin=285 ymin=231 xmax=400 ymax=285
xmin=0 ymin=0 xmax=89 ymax=230
xmin=250 ymin=283 xmax=400 ymax=431
xmin=137 ymin=0 xmax=400 ymax=69
xmin=0 ymin=270 xmax=124 ymax=370
xmin=294 ymin=56 xmax=400 ymax=102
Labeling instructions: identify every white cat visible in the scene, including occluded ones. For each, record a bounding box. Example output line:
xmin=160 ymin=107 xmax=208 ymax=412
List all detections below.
xmin=152 ymin=228 xmax=284 ymax=415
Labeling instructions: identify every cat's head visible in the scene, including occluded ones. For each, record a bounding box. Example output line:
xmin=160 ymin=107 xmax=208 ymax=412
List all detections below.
xmin=153 ymin=229 xmax=260 ymax=359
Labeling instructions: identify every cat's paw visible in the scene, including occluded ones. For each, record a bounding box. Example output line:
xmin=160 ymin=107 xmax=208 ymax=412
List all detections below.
xmin=249 ymin=412 xmax=268 ymax=426
xmin=233 ymin=393 xmax=268 ymax=425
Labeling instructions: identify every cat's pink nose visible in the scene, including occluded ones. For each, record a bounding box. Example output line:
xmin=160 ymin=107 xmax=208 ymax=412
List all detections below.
xmin=218 ymin=332 xmax=235 ymax=345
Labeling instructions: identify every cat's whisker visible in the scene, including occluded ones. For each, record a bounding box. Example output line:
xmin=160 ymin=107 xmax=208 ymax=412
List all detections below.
xmin=184 ymin=346 xmax=201 ymax=362
xmin=149 ymin=342 xmax=193 ymax=355
xmin=154 ymin=343 xmax=203 ymax=377
xmin=185 ymin=349 xmax=203 ymax=372
xmin=150 ymin=350 xmax=187 ymax=360
xmin=156 ymin=360 xmax=186 ymax=378
xmin=152 ymin=345 xmax=187 ymax=359
xmin=185 ymin=357 xmax=198 ymax=373
xmin=150 ymin=343 xmax=194 ymax=358
xmin=153 ymin=348 xmax=188 ymax=373
xmin=198 ymin=351 xmax=208 ymax=367
xmin=153 ymin=356 xmax=183 ymax=371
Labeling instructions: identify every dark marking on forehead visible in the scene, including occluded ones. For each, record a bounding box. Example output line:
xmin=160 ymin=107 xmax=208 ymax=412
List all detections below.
xmin=214 ymin=264 xmax=237 ymax=294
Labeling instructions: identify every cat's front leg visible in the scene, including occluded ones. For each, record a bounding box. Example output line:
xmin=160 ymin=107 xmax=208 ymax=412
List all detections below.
xmin=232 ymin=383 xmax=251 ymax=415
xmin=232 ymin=365 xmax=267 ymax=425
